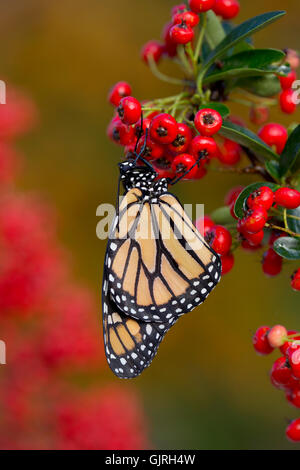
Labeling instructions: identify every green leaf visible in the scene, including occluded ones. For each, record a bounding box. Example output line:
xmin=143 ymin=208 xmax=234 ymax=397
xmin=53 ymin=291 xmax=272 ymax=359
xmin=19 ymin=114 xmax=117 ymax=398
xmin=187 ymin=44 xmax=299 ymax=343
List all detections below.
xmin=265 ymin=160 xmax=281 ymax=182
xmin=203 ymin=49 xmax=285 ymax=85
xmin=210 ymin=206 xmax=235 ymax=225
xmin=278 ymin=125 xmax=300 ymax=177
xmin=273 ymin=236 xmax=300 ymax=260
xmin=234 ymin=182 xmax=279 ymax=218
xmin=196 ymin=103 xmax=230 ymax=118
xmin=204 ymin=10 xmax=226 ymax=50
xmin=201 ymin=11 xmax=286 ymax=73
xmin=219 ymin=121 xmax=279 ymax=163
xmin=287 ymin=206 xmax=300 ymax=234
xmin=237 ymin=74 xmax=281 ymax=97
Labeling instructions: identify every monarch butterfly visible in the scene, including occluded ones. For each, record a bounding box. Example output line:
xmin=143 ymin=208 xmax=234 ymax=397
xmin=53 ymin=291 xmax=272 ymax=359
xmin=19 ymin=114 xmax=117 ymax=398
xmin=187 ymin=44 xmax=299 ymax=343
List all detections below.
xmin=102 ymin=138 xmax=222 ymax=379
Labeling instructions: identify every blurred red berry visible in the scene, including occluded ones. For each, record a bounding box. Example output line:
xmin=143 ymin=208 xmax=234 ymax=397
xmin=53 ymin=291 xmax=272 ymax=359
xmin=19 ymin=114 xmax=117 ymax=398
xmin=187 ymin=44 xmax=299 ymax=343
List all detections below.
xmin=205 ymin=225 xmax=232 ymax=255
xmin=280 ymin=330 xmax=300 ymax=355
xmin=194 ymin=108 xmax=222 ymax=136
xmin=242 ymin=230 xmax=264 ymax=247
xmin=291 ymin=269 xmax=300 ymax=292
xmin=171 ymin=3 xmax=187 ymax=16
xmin=279 ymin=70 xmax=297 ymax=90
xmin=221 ymin=252 xmax=234 ymax=274
xmin=117 ymin=96 xmax=141 ymax=125
xmin=274 ymin=187 xmax=300 ymax=209
xmin=258 ymin=123 xmax=288 ymax=154
xmin=286 ymin=419 xmax=300 ymax=442
xmin=242 ymin=207 xmax=268 ymax=234
xmin=224 ymin=186 xmax=244 ymax=206
xmin=107 ymin=117 xmax=135 ymax=146
xmin=169 ymin=23 xmax=194 ymax=45
xmin=150 ymin=113 xmax=178 ymax=144
xmin=286 ymin=387 xmax=300 ymax=408
xmin=213 ymin=0 xmax=240 ymax=19
xmin=168 ymin=123 xmax=193 ymax=154
xmin=279 ymin=89 xmax=297 ymax=114
xmin=270 ymin=356 xmax=294 ymax=388
xmin=217 ymin=139 xmax=241 ymax=165
xmin=252 ymin=326 xmax=274 ymax=355
xmin=189 ymin=0 xmax=216 ymax=13
xmin=249 ymin=106 xmax=269 ymax=125
xmin=287 ymin=343 xmax=300 ymax=379
xmin=162 ymin=22 xmax=178 ymax=57
xmin=141 ymin=40 xmax=164 ymax=64
xmin=194 ymin=215 xmax=215 ymax=237
xmin=136 ymin=135 xmax=164 ymax=161
xmin=108 ymin=81 xmax=132 ymax=107
xmin=247 ymin=186 xmax=274 ymax=211
xmin=262 ymin=248 xmax=283 ymax=277
xmin=268 ymin=325 xmax=288 ymax=349
xmin=173 ymin=11 xmax=200 ymax=28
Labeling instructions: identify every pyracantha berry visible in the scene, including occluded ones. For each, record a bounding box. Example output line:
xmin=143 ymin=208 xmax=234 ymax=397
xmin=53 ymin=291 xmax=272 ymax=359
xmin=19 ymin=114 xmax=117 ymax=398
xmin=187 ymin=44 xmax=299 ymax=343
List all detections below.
xmin=134 ymin=117 xmax=151 ymax=139
xmin=189 ymin=135 xmax=218 ymax=162
xmin=274 ymin=187 xmax=300 ymax=209
xmin=107 ymin=116 xmax=135 ymax=146
xmin=194 ymin=216 xmax=215 ymax=237
xmin=262 ymin=248 xmax=283 ymax=277
xmin=287 ymin=343 xmax=300 ymax=379
xmin=291 ymin=269 xmax=300 ymax=292
xmin=221 ymin=252 xmax=234 ymax=275
xmin=249 ymin=105 xmax=269 ymax=125
xmin=205 ymin=225 xmax=232 ymax=256
xmin=173 ymin=11 xmax=200 ymax=28
xmin=252 ymin=326 xmax=274 ymax=355
xmin=213 ymin=0 xmax=240 ymax=20
xmin=117 ymin=96 xmax=141 ymax=125
xmin=224 ymin=186 xmax=244 ymax=206
xmin=194 ymin=108 xmax=223 ymax=136
xmin=136 ymin=135 xmax=164 ymax=161
xmin=242 ymin=230 xmax=264 ymax=247
xmin=169 ymin=23 xmax=194 ymax=45
xmin=280 ymin=330 xmax=300 ymax=356
xmin=286 ymin=387 xmax=300 ymax=409
xmin=270 ymin=356 xmax=295 ymax=389
xmin=168 ymin=123 xmax=193 ymax=154
xmin=286 ymin=419 xmax=300 ymax=442
xmin=153 ymin=155 xmax=175 ymax=180
xmin=247 ymin=186 xmax=274 ymax=211
xmin=188 ymin=0 xmax=216 ymax=13
xmin=162 ymin=22 xmax=178 ymax=57
xmin=279 ymin=89 xmax=297 ymax=114
xmin=242 ymin=207 xmax=268 ymax=234
xmin=279 ymin=70 xmax=297 ymax=90
xmin=150 ymin=113 xmax=178 ymax=144
xmin=141 ymin=40 xmax=164 ymax=64
xmin=268 ymin=325 xmax=288 ymax=349
xmin=171 ymin=153 xmax=200 ymax=180
xmin=258 ymin=123 xmax=288 ymax=155
xmin=217 ymin=139 xmax=241 ymax=165
xmin=108 ymin=81 xmax=132 ymax=107
xmin=171 ymin=3 xmax=187 ymax=16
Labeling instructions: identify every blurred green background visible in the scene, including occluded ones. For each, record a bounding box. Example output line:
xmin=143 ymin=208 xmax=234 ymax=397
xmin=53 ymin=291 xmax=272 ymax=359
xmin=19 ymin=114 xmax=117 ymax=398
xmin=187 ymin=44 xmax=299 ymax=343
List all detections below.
xmin=1 ymin=0 xmax=299 ymax=449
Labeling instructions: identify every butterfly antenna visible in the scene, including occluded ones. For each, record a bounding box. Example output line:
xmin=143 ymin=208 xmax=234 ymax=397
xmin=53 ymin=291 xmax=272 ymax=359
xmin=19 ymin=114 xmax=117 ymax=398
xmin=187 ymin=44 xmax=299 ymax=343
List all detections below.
xmin=169 ymin=156 xmax=203 ymax=186
xmin=134 ymin=110 xmax=144 ymax=154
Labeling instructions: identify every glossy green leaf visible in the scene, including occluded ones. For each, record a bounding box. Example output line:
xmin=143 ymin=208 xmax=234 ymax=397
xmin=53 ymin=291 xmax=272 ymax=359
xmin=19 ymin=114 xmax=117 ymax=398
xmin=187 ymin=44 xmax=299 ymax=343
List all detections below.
xmin=210 ymin=206 xmax=235 ymax=225
xmin=234 ymin=182 xmax=279 ymax=218
xmin=274 ymin=236 xmax=300 ymax=260
xmin=265 ymin=160 xmax=281 ymax=181
xmin=196 ymin=103 xmax=230 ymax=118
xmin=203 ymin=49 xmax=285 ymax=85
xmin=219 ymin=121 xmax=279 ymax=163
xmin=278 ymin=125 xmax=300 ymax=177
xmin=202 ymin=11 xmax=286 ymax=73
xmin=237 ymin=74 xmax=281 ymax=97
xmin=287 ymin=206 xmax=300 ymax=235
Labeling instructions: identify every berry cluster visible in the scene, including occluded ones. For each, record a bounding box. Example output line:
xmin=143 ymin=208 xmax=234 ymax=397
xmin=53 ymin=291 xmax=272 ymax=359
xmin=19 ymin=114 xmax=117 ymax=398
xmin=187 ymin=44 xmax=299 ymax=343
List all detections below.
xmin=253 ymin=325 xmax=300 ymax=442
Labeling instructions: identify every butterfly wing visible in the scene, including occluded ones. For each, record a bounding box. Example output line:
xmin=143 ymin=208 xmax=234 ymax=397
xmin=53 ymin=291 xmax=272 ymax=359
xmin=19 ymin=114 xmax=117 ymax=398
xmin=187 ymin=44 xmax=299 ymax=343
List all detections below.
xmin=102 ymin=269 xmax=176 ymax=379
xmin=106 ymin=189 xmax=221 ymax=323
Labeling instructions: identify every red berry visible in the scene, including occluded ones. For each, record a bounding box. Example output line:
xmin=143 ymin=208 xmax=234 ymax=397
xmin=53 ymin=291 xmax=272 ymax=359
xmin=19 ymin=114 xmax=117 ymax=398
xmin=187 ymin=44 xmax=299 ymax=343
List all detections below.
xmin=268 ymin=230 xmax=285 ymax=247
xmin=286 ymin=387 xmax=300 ymax=409
xmin=108 ymin=81 xmax=132 ymax=107
xmin=134 ymin=117 xmax=151 ymax=139
xmin=249 ymin=106 xmax=269 ymax=125
xmin=205 ymin=225 xmax=232 ymax=256
xmin=150 ymin=113 xmax=178 ymax=145
xmin=217 ymin=139 xmax=241 ymax=165
xmin=268 ymin=325 xmax=288 ymax=349
xmin=194 ymin=108 xmax=223 ymax=136
xmin=247 ymin=186 xmax=274 ymax=211
xmin=242 ymin=230 xmax=264 ymax=247
xmin=286 ymin=419 xmax=300 ymax=442
xmin=262 ymin=248 xmax=283 ymax=277
xmin=287 ymin=343 xmax=300 ymax=379
xmin=280 ymin=89 xmax=297 ymax=114
xmin=291 ymin=269 xmax=300 ymax=292
xmin=173 ymin=11 xmax=200 ymax=28
xmin=169 ymin=23 xmax=194 ymax=45
xmin=107 ymin=117 xmax=135 ymax=146
xmin=171 ymin=3 xmax=187 ymax=16
xmin=188 ymin=0 xmax=216 ymax=13
xmin=117 ymin=96 xmax=141 ymax=125
xmin=168 ymin=123 xmax=193 ymax=154
xmin=213 ymin=0 xmax=240 ymax=20
xmin=224 ymin=186 xmax=244 ymax=206
xmin=252 ymin=326 xmax=274 ymax=355
xmin=194 ymin=215 xmax=215 ymax=237
xmin=280 ymin=330 xmax=300 ymax=356
xmin=141 ymin=40 xmax=164 ymax=64
xmin=274 ymin=187 xmax=300 ymax=209
xmin=285 ymin=49 xmax=300 ymax=70
xmin=221 ymin=252 xmax=234 ymax=275
xmin=189 ymin=135 xmax=218 ymax=162
xmin=153 ymin=155 xmax=175 ymax=180
xmin=258 ymin=123 xmax=288 ymax=155
xmin=279 ymin=70 xmax=297 ymax=90
xmin=270 ymin=356 xmax=293 ymax=388
xmin=242 ymin=207 xmax=268 ymax=234
xmin=162 ymin=22 xmax=178 ymax=57
xmin=171 ymin=153 xmax=199 ymax=180
xmin=136 ymin=135 xmax=164 ymax=161
xmin=241 ymin=239 xmax=262 ymax=252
